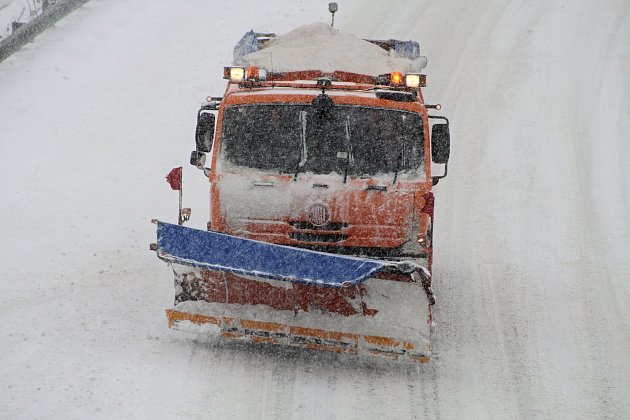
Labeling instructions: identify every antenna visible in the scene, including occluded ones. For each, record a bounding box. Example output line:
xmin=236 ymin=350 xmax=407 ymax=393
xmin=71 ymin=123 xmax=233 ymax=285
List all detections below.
xmin=329 ymin=2 xmax=338 ymax=27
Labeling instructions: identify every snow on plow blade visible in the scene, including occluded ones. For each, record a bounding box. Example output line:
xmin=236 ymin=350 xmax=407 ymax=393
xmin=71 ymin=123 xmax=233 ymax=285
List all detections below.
xmin=155 ymin=222 xmax=432 ymax=362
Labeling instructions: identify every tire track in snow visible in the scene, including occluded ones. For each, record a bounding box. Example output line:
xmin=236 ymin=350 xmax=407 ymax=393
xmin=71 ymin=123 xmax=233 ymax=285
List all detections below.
xmin=348 ymin=0 xmax=630 ymax=418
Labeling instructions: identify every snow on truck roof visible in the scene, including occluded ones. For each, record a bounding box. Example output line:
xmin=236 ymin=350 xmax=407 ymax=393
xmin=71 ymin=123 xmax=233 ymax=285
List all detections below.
xmin=236 ymin=23 xmax=427 ymax=75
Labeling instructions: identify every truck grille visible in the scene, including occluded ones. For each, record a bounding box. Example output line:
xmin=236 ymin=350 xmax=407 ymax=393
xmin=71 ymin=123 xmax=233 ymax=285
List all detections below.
xmin=289 ymin=221 xmax=348 ymax=231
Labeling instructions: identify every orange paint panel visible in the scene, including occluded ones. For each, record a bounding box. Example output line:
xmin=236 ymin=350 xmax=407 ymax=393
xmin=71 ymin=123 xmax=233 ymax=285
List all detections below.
xmin=240 ymin=319 xmax=288 ymax=333
xmin=166 ymin=309 xmax=221 ymax=328
xmin=403 ymin=342 xmax=416 ymax=350
xmin=290 ymin=326 xmax=359 ymax=344
xmin=363 ymin=335 xmax=402 ymax=348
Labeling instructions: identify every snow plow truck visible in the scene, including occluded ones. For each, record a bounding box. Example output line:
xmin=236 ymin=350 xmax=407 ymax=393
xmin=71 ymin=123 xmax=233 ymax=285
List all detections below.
xmin=152 ymin=19 xmax=450 ymax=362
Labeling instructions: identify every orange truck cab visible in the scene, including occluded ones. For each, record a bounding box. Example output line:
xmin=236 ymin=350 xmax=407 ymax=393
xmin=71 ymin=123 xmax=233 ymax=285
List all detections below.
xmin=191 ymin=69 xmax=450 ymax=263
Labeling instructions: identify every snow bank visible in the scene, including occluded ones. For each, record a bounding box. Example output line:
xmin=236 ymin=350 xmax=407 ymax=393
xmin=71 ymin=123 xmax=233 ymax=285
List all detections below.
xmin=0 ymin=0 xmax=38 ymax=40
xmin=241 ymin=22 xmax=427 ymax=75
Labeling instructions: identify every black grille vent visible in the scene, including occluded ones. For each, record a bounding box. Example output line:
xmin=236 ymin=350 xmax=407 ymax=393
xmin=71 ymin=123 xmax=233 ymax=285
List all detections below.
xmin=289 ymin=221 xmax=348 ymax=231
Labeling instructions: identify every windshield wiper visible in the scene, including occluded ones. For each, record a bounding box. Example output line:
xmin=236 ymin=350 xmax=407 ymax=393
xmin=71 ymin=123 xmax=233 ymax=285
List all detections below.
xmin=294 ymin=111 xmax=308 ymax=181
xmin=343 ymin=116 xmax=351 ymax=183
xmin=393 ymin=139 xmax=404 ymax=184
xmin=293 ymin=158 xmax=302 ymax=180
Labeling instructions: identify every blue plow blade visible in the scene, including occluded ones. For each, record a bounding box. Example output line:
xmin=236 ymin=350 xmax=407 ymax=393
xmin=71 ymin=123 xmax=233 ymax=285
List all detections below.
xmin=156 ymin=222 xmax=390 ymax=288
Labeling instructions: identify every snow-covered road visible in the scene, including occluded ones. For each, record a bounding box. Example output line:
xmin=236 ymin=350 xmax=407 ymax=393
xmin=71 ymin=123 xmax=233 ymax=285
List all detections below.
xmin=1 ymin=0 xmax=629 ymax=418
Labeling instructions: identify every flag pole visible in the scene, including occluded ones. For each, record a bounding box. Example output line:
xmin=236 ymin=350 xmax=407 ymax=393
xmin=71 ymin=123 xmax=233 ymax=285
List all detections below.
xmin=166 ymin=166 xmax=184 ymax=225
xmin=178 ymin=167 xmax=183 ymax=225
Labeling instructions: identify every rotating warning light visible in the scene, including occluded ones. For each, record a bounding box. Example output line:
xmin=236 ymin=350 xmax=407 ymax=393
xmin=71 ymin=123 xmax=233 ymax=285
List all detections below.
xmin=246 ymin=66 xmax=259 ymax=80
xmin=390 ymin=71 xmax=404 ymax=85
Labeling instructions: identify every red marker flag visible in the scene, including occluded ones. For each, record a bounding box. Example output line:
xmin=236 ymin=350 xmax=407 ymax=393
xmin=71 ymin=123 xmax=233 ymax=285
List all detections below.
xmin=166 ymin=167 xmax=182 ymax=190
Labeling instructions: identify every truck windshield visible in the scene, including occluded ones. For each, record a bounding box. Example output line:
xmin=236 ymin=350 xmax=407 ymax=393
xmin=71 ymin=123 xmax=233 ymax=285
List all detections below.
xmin=220 ymin=104 xmax=424 ymax=178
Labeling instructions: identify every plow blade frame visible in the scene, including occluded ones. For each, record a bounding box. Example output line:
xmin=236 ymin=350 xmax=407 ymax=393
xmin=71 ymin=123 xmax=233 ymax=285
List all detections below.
xmin=154 ymin=222 xmax=433 ymax=362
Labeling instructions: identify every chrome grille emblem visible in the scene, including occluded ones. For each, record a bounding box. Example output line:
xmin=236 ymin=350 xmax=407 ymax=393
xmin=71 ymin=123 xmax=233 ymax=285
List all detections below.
xmin=307 ymin=204 xmax=330 ymax=227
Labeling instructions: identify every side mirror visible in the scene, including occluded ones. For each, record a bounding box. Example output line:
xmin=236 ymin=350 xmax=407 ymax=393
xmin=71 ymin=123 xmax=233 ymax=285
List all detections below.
xmin=190 ymin=151 xmax=206 ymax=168
xmin=429 ymin=116 xmax=450 ymax=185
xmin=431 ymin=123 xmax=450 ymax=164
xmin=195 ymin=111 xmax=215 ymax=153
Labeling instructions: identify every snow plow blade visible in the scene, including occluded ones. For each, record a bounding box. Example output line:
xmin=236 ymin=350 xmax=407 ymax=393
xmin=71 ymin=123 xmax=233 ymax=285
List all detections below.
xmin=154 ymin=222 xmax=433 ymax=362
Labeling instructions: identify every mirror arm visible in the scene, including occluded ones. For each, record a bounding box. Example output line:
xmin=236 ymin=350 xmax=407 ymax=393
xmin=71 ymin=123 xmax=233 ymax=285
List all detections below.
xmin=428 ymin=115 xmax=449 ymax=124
